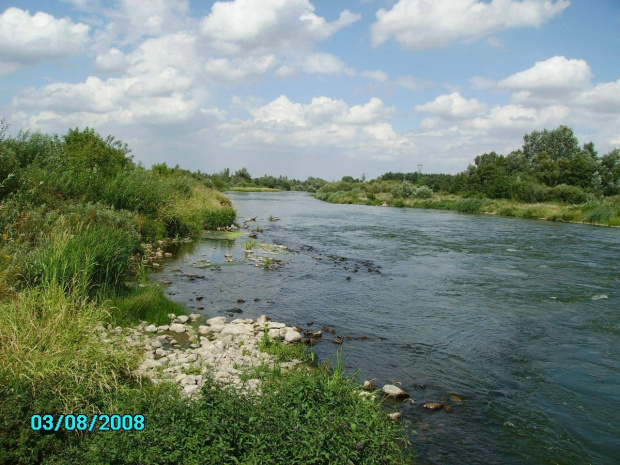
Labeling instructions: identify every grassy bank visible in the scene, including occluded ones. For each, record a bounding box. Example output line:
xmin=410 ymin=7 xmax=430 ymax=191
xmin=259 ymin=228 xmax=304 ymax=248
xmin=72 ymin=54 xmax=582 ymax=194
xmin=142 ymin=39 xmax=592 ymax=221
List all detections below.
xmin=0 ymin=126 xmax=412 ymax=464
xmin=313 ymin=190 xmax=620 ymax=227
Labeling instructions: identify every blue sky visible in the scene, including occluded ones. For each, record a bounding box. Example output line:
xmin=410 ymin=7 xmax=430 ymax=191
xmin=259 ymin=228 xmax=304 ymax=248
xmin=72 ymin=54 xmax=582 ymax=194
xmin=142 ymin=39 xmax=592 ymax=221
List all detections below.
xmin=1 ymin=0 xmax=619 ymax=180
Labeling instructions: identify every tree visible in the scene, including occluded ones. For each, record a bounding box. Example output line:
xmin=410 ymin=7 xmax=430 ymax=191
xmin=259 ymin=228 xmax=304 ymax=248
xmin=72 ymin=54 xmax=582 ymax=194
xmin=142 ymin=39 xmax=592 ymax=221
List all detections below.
xmin=523 ymin=125 xmax=580 ymax=162
xmin=63 ymin=127 xmax=130 ymax=176
xmin=599 ymin=148 xmax=620 ymax=196
xmin=532 ymin=152 xmax=559 ymax=187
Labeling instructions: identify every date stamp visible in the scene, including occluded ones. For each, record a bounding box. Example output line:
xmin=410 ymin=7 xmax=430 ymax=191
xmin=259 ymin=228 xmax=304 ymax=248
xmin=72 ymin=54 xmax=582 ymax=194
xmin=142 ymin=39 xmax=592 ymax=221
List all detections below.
xmin=30 ymin=414 xmax=144 ymax=432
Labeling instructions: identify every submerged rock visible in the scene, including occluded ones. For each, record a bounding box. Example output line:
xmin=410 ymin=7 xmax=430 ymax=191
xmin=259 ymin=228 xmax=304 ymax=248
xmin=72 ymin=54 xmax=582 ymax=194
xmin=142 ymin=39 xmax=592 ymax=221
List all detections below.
xmin=382 ymin=384 xmax=409 ymax=399
xmin=423 ymin=403 xmax=443 ymax=410
xmin=362 ymin=380 xmax=375 ymax=391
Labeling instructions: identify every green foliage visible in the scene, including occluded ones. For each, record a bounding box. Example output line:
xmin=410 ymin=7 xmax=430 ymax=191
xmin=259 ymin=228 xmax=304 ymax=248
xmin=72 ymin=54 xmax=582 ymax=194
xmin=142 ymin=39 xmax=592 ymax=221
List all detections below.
xmin=510 ymin=180 xmax=548 ymax=203
xmin=523 ymin=125 xmax=580 ymax=162
xmin=49 ymin=366 xmax=412 ymax=465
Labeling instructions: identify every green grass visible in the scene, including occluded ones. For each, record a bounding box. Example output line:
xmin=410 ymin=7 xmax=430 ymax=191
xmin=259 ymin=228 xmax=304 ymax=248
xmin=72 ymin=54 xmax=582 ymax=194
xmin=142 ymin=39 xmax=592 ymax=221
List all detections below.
xmin=107 ymin=285 xmax=187 ymax=326
xmin=258 ymin=329 xmax=308 ymax=362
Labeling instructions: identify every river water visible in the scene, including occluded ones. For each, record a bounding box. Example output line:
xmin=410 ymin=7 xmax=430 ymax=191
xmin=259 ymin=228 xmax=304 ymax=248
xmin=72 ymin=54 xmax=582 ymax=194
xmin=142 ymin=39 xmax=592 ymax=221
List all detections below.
xmin=157 ymin=191 xmax=620 ymax=465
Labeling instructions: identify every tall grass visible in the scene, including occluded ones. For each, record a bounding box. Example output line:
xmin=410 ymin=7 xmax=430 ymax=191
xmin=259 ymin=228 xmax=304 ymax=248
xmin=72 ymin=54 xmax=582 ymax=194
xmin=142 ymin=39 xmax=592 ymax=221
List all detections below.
xmin=19 ymin=220 xmax=139 ymax=297
xmin=107 ymin=285 xmax=187 ymax=326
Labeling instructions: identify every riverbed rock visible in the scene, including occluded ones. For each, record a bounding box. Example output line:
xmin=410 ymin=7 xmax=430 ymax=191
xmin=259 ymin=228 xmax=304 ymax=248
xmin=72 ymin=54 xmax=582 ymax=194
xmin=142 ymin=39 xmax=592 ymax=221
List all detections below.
xmin=169 ymin=323 xmax=186 ymax=333
xmin=423 ymin=403 xmax=443 ymax=410
xmin=189 ymin=313 xmax=202 ymax=322
xmin=174 ymin=315 xmax=190 ymax=324
xmin=388 ymin=412 xmax=402 ymax=422
xmin=382 ymin=384 xmax=410 ymax=399
xmin=145 ymin=324 xmax=158 ymax=333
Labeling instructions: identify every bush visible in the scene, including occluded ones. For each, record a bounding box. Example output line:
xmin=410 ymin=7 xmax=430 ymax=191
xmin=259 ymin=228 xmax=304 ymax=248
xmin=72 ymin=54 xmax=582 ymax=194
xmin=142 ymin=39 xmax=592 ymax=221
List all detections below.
xmin=391 ymin=182 xmax=415 ymax=199
xmin=414 ymin=186 xmax=434 ymax=199
xmin=455 ymin=198 xmax=487 ymax=213
xmin=549 ymin=184 xmax=588 ymax=204
xmin=511 ymin=181 xmax=548 ymax=203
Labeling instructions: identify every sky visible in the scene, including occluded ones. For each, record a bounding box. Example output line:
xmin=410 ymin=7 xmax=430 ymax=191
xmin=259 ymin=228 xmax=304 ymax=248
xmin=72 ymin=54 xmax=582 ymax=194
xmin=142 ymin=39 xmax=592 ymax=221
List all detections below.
xmin=1 ymin=0 xmax=619 ymax=180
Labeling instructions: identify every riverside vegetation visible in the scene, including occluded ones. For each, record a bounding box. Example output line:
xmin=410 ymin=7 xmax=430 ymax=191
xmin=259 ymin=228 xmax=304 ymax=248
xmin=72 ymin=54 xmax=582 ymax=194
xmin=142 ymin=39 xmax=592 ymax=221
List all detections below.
xmin=0 ymin=123 xmax=412 ymax=464
xmin=311 ymin=126 xmax=620 ymax=226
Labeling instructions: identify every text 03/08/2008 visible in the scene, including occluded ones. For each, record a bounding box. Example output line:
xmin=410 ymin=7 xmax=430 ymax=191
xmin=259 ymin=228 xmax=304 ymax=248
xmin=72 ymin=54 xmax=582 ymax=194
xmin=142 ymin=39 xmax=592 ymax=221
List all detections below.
xmin=30 ymin=414 xmax=145 ymax=432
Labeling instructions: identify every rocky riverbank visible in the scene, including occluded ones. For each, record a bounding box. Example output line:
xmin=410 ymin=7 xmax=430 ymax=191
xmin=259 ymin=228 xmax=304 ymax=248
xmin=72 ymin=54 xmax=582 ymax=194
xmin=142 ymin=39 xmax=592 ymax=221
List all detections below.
xmin=95 ymin=314 xmax=305 ymax=398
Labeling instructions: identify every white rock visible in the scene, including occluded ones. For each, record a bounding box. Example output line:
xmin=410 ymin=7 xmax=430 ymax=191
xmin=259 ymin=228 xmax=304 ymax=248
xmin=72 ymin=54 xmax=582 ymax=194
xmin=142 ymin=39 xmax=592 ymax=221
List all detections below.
xmin=207 ymin=316 xmax=227 ymax=325
xmin=175 ymin=315 xmax=190 ymax=324
xmin=231 ymin=318 xmax=247 ymax=324
xmin=157 ymin=325 xmax=169 ymax=331
xmin=209 ymin=324 xmax=225 ymax=333
xmin=257 ymin=315 xmax=271 ymax=325
xmin=221 ymin=325 xmax=253 ymax=336
xmin=182 ymin=385 xmax=199 ymax=397
xmin=189 ymin=313 xmax=202 ymax=321
xmin=145 ymin=324 xmax=158 ymax=333
xmin=169 ymin=323 xmax=186 ymax=333
xmin=284 ymin=330 xmax=301 ymax=343
xmin=268 ymin=328 xmax=285 ymax=339
xmin=266 ymin=322 xmax=286 ymax=329
xmin=168 ymin=313 xmax=176 ymax=320
xmin=198 ymin=325 xmax=211 ymax=335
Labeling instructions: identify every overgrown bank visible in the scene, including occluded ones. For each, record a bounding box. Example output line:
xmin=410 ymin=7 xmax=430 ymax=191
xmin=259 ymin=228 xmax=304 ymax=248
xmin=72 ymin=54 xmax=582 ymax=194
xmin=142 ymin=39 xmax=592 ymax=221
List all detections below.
xmin=312 ymin=125 xmax=620 ymax=227
xmin=313 ymin=191 xmax=620 ymax=226
xmin=0 ymin=124 xmax=413 ymax=464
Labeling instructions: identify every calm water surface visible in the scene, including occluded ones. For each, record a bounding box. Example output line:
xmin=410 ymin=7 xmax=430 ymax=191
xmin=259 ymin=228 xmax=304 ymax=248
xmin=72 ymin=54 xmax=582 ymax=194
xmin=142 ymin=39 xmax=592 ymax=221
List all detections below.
xmin=158 ymin=192 xmax=620 ymax=465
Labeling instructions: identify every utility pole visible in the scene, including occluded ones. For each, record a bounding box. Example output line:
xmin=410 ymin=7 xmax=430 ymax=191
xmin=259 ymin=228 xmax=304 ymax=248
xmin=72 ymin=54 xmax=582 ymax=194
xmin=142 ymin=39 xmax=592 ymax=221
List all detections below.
xmin=417 ymin=164 xmax=422 ymax=174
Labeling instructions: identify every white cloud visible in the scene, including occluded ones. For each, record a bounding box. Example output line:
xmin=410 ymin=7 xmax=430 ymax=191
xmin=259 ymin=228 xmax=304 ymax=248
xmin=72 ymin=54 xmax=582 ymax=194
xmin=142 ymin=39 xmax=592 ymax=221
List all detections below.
xmin=94 ymin=47 xmax=130 ymax=73
xmin=201 ymin=0 xmax=361 ymax=55
xmin=0 ymin=7 xmax=90 ymax=74
xmin=415 ymin=92 xmax=488 ymax=120
xmin=218 ymin=95 xmax=411 ymax=161
xmin=396 ymin=75 xmax=433 ymax=91
xmin=302 ymin=52 xmax=355 ymax=76
xmin=361 ymin=69 xmax=389 ymax=82
xmin=205 ymin=55 xmax=279 ymax=83
xmin=371 ymin=0 xmax=570 ymax=50
xmin=498 ymin=56 xmax=592 ymax=92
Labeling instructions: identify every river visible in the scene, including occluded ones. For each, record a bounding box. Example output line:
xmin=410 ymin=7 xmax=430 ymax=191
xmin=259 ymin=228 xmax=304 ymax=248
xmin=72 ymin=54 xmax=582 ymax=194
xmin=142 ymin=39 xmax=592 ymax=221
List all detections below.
xmin=156 ymin=191 xmax=620 ymax=465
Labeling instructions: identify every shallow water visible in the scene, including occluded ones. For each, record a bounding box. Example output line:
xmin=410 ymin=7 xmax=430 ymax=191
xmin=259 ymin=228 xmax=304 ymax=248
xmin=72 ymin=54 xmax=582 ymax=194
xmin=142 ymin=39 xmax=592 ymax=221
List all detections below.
xmin=156 ymin=191 xmax=620 ymax=465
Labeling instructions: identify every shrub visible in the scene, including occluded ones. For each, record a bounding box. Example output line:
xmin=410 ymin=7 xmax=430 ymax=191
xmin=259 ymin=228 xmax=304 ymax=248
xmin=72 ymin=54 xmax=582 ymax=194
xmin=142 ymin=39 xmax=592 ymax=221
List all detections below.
xmin=455 ymin=198 xmax=487 ymax=213
xmin=391 ymin=182 xmax=415 ymax=198
xmin=511 ymin=181 xmax=548 ymax=203
xmin=548 ymin=184 xmax=588 ymax=204
xmin=414 ymin=185 xmax=434 ymax=199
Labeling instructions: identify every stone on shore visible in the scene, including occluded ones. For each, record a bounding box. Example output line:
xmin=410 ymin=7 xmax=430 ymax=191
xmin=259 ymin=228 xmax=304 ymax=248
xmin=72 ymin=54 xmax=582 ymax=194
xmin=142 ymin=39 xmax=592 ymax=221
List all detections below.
xmin=145 ymin=324 xmax=158 ymax=333
xmin=169 ymin=323 xmax=186 ymax=333
xmin=284 ymin=330 xmax=302 ymax=343
xmin=207 ymin=316 xmax=227 ymax=325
